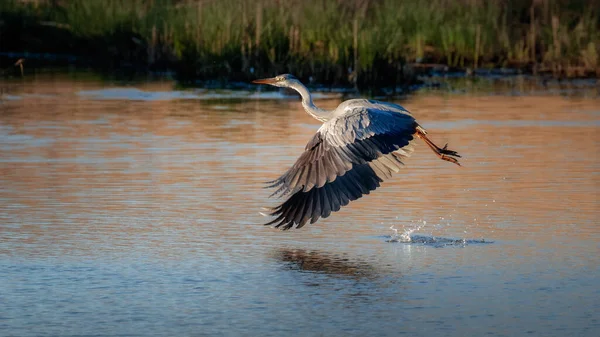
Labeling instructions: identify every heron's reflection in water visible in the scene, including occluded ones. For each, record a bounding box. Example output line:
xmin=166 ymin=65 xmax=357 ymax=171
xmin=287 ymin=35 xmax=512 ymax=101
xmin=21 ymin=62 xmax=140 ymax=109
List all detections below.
xmin=272 ymin=248 xmax=380 ymax=281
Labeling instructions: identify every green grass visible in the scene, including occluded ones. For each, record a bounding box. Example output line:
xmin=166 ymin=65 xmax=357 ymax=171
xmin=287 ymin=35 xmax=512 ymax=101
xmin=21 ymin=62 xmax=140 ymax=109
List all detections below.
xmin=1 ymin=0 xmax=598 ymax=87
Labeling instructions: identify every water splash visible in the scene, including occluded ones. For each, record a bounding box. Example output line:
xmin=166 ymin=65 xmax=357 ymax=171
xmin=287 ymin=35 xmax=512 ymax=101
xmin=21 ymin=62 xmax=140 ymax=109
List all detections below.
xmin=388 ymin=220 xmax=426 ymax=243
xmin=387 ymin=222 xmax=492 ymax=247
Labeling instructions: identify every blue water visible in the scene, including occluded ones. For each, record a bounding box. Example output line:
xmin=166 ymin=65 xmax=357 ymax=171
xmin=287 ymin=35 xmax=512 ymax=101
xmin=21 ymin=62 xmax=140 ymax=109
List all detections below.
xmin=1 ymin=78 xmax=599 ymax=336
xmin=2 ymin=244 xmax=597 ymax=336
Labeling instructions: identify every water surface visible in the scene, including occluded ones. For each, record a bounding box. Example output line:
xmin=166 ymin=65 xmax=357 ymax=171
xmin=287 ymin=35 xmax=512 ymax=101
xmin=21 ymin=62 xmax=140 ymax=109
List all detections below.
xmin=1 ymin=75 xmax=599 ymax=336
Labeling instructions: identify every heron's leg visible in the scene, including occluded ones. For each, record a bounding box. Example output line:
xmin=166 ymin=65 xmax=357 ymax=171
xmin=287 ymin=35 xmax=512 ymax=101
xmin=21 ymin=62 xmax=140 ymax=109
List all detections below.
xmin=415 ymin=126 xmax=461 ymax=166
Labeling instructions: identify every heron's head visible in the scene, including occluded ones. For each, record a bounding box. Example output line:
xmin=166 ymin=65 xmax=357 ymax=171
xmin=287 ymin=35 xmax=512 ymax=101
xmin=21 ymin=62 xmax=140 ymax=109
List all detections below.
xmin=252 ymin=74 xmax=299 ymax=88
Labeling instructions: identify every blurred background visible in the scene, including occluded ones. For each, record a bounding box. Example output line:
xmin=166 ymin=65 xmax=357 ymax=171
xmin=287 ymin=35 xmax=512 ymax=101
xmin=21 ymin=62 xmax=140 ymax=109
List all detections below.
xmin=1 ymin=0 xmax=599 ymax=89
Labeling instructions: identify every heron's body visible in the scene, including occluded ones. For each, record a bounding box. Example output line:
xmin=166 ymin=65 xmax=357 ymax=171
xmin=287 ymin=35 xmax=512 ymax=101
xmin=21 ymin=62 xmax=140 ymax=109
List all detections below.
xmin=253 ymin=74 xmax=461 ymax=230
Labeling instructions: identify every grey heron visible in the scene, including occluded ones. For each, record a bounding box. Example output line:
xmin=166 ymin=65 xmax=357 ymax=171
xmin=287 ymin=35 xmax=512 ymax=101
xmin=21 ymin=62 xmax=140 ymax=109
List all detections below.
xmin=253 ymin=74 xmax=461 ymax=230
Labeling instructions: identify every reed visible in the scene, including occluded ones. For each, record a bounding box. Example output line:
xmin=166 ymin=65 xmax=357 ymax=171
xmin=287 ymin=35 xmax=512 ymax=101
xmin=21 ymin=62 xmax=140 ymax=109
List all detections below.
xmin=1 ymin=0 xmax=598 ymax=86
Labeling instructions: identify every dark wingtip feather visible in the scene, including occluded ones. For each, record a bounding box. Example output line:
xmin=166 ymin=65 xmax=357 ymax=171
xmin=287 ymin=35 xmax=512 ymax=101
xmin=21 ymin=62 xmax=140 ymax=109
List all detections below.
xmin=264 ymin=178 xmax=283 ymax=188
xmin=268 ymin=184 xmax=288 ymax=198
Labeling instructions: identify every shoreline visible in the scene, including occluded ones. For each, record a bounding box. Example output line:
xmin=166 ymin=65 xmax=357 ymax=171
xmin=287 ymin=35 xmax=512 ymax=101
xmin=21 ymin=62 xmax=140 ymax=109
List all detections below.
xmin=1 ymin=65 xmax=598 ymax=101
xmin=1 ymin=52 xmax=598 ymax=94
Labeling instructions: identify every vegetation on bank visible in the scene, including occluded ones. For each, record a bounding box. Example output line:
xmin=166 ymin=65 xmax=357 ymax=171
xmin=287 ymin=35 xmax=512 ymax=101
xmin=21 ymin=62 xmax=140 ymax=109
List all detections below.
xmin=0 ymin=0 xmax=598 ymax=88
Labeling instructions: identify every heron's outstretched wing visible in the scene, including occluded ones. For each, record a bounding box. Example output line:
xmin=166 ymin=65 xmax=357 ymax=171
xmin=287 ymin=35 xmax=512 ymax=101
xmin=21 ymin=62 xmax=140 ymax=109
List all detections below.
xmin=263 ymin=106 xmax=417 ymax=230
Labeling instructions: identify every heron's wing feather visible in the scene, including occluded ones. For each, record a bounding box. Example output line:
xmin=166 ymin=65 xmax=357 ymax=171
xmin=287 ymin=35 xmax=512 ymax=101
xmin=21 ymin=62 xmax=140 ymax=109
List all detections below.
xmin=263 ymin=147 xmax=414 ymax=230
xmin=267 ymin=107 xmax=416 ymax=196
xmin=263 ymin=106 xmax=417 ymax=230
xmin=264 ymin=162 xmax=379 ymax=229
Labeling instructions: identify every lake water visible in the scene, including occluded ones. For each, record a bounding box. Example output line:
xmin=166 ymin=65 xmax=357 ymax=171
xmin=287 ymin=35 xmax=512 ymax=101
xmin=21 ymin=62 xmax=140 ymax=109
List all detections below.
xmin=1 ymin=75 xmax=599 ymax=336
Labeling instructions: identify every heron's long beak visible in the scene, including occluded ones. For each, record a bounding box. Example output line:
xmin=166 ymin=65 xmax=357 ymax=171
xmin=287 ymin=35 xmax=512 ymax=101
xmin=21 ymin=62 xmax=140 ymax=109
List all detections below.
xmin=252 ymin=77 xmax=278 ymax=85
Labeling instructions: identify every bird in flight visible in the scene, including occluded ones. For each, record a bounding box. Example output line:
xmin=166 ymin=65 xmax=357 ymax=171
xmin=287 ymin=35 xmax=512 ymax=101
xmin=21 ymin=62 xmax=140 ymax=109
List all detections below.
xmin=253 ymin=74 xmax=461 ymax=230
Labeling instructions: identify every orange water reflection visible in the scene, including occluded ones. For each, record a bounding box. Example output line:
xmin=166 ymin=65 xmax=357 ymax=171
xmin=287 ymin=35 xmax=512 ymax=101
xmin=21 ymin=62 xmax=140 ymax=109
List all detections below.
xmin=0 ymin=79 xmax=598 ymax=261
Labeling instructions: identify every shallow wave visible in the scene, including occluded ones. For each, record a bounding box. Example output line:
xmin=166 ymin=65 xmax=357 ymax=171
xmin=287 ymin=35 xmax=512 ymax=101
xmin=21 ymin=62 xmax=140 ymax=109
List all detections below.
xmin=387 ymin=225 xmax=492 ymax=247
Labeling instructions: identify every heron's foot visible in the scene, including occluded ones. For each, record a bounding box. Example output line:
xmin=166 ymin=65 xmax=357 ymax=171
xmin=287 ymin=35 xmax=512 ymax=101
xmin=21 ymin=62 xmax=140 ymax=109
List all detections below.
xmin=415 ymin=127 xmax=462 ymax=167
xmin=440 ymin=143 xmax=461 ymax=157
xmin=437 ymin=143 xmax=461 ymax=166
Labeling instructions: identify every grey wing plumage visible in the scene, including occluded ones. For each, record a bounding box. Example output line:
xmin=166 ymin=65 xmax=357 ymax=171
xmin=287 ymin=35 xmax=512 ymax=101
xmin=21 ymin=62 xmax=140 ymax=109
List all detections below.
xmin=263 ymin=106 xmax=417 ymax=230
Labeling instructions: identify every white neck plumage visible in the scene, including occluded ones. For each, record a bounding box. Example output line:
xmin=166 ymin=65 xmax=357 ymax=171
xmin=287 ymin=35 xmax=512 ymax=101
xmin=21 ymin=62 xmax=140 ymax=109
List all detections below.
xmin=288 ymin=81 xmax=333 ymax=122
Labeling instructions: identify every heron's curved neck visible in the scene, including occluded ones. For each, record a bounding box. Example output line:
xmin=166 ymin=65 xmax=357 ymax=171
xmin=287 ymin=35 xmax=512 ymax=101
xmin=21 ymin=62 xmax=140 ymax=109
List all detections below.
xmin=289 ymin=81 xmax=333 ymax=122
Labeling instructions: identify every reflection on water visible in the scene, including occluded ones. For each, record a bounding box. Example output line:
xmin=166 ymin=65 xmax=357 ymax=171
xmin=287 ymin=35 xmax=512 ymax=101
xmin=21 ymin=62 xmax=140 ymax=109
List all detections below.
xmin=273 ymin=249 xmax=377 ymax=280
xmin=1 ymin=75 xmax=599 ymax=336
